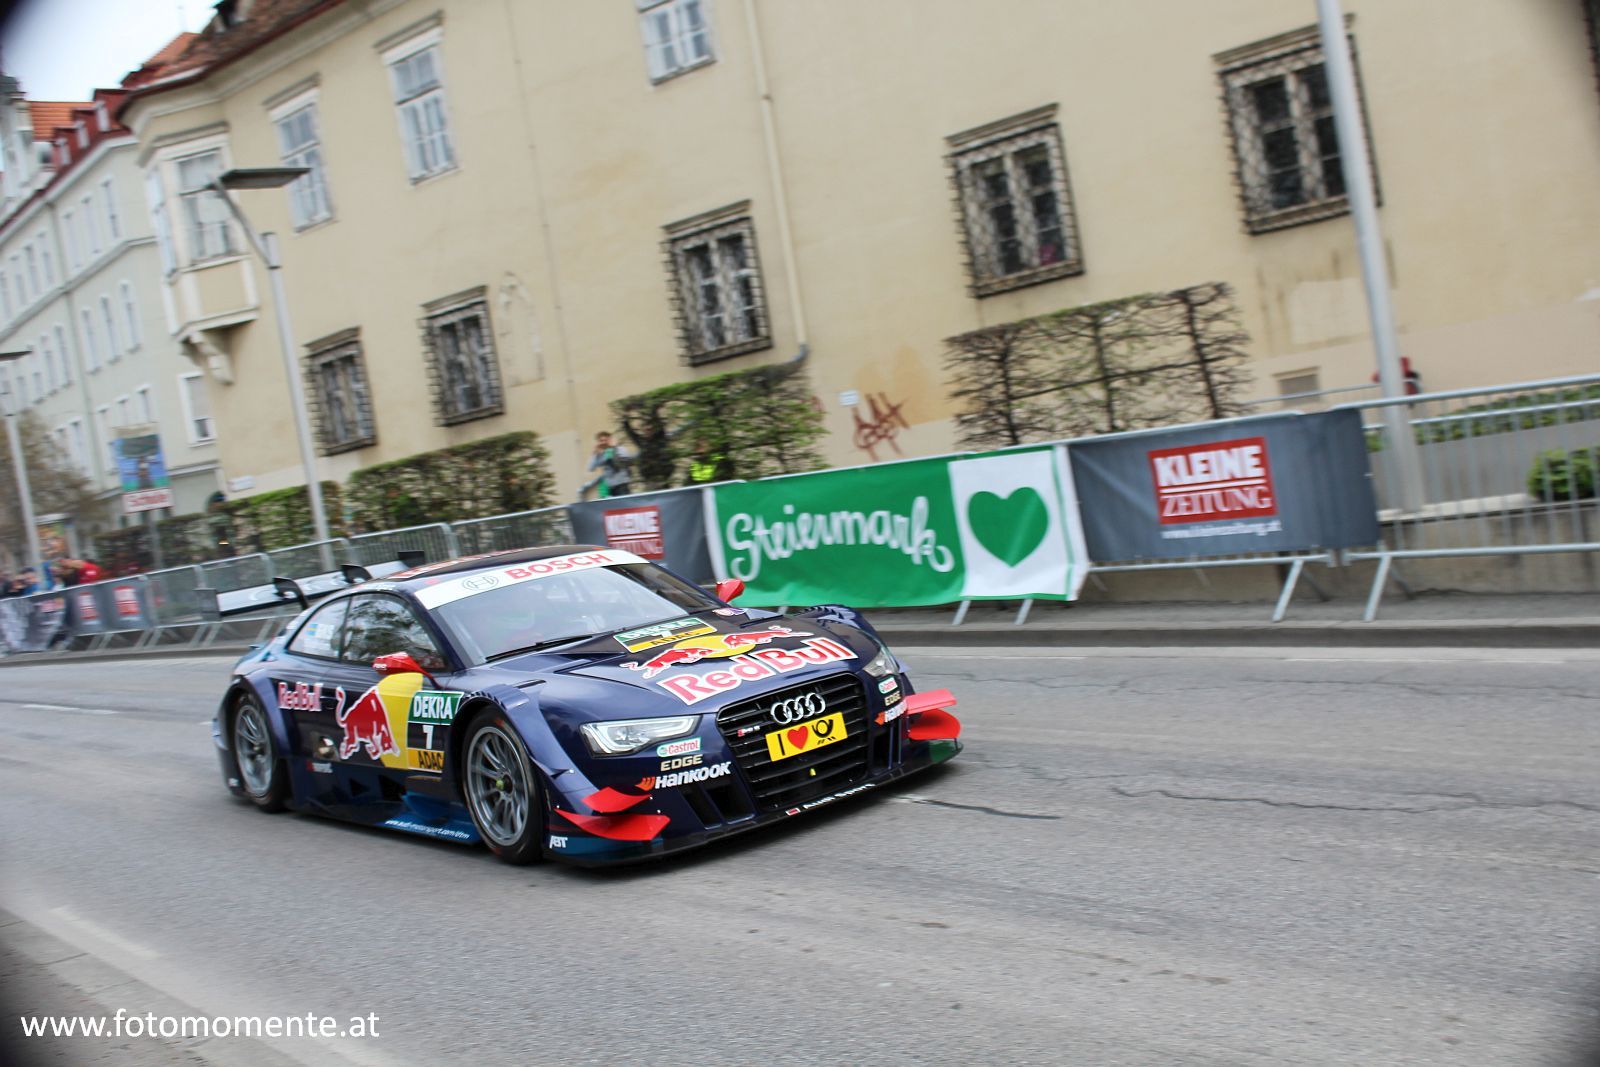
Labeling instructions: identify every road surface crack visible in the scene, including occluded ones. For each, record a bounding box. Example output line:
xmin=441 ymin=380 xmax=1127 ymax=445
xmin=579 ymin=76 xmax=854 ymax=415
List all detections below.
xmin=1111 ymin=787 xmax=1600 ymax=816
xmin=901 ymin=796 xmax=1061 ymax=820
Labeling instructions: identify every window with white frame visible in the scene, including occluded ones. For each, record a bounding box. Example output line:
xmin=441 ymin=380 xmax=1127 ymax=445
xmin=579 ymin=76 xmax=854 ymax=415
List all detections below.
xmin=303 ymin=328 xmax=375 ymax=453
xmin=13 ymin=364 xmax=27 ymax=407
xmin=67 ymin=418 xmax=87 ymax=474
xmin=99 ymin=295 xmax=121 ymax=362
xmin=36 ymin=232 xmax=53 ymax=287
xmin=100 ymin=178 xmax=121 ymax=241
xmin=175 ymin=150 xmax=235 ymax=261
xmin=119 ymin=282 xmax=142 ymax=348
xmin=96 ymin=404 xmax=113 ymax=464
xmin=947 ymin=106 xmax=1083 ymax=297
xmin=24 ymin=244 xmax=39 ymax=294
xmin=135 ymin=384 xmax=153 ymax=424
xmin=178 ymin=372 xmax=214 ymax=442
xmin=30 ymin=351 xmax=43 ymax=396
xmin=80 ymin=307 xmax=100 ymax=371
xmin=421 ymin=288 xmax=502 ymax=425
xmin=0 ymin=271 xmax=11 ymax=321
xmin=39 ymin=334 xmax=56 ymax=392
xmin=116 ymin=394 xmax=130 ymax=427
xmin=385 ymin=35 xmax=456 ymax=182
xmin=80 ymin=195 xmax=102 ymax=256
xmin=10 ymin=255 xmax=27 ymax=305
xmin=62 ymin=209 xmax=81 ymax=269
xmin=274 ymin=99 xmax=333 ymax=229
xmin=146 ymin=169 xmax=176 ymax=273
xmin=53 ymin=324 xmax=70 ymax=384
xmin=1216 ymin=25 xmax=1371 ymax=234
xmin=637 ymin=0 xmax=715 ymax=82
xmin=664 ymin=207 xmax=772 ymax=363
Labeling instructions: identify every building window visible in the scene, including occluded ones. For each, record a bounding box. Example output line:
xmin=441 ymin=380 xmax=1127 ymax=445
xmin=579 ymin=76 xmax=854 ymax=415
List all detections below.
xmin=79 ymin=308 xmax=100 ymax=372
xmin=175 ymin=150 xmax=236 ymax=262
xmin=36 ymin=232 xmax=53 ymax=287
xmin=303 ymin=328 xmax=376 ymax=454
xmin=638 ymin=0 xmax=715 ymax=82
xmin=62 ymin=209 xmax=80 ymax=269
xmin=67 ymin=418 xmax=87 ymax=474
xmin=146 ymin=169 xmax=176 ymax=273
xmin=54 ymin=324 xmax=70 ymax=384
xmin=421 ymin=288 xmax=502 ymax=425
xmin=31 ymin=352 xmax=43 ymax=397
xmin=96 ymin=404 xmax=114 ymax=465
xmin=116 ymin=394 xmax=130 ymax=427
xmin=178 ymin=374 xmax=214 ymax=443
xmin=0 ymin=271 xmax=10 ymax=321
xmin=119 ymin=282 xmax=142 ymax=348
xmin=1276 ymin=369 xmax=1323 ymax=410
xmin=135 ymin=384 xmax=154 ymax=425
xmin=274 ymin=100 xmax=333 ymax=229
xmin=10 ymin=256 xmax=26 ymax=305
xmin=1216 ymin=25 xmax=1371 ymax=234
xmin=100 ymin=178 xmax=121 ymax=241
xmin=947 ymin=106 xmax=1083 ymax=297
xmin=385 ymin=36 xmax=456 ymax=182
xmin=100 ymin=295 xmax=122 ymax=362
xmin=39 ymin=334 xmax=56 ymax=392
xmin=664 ymin=207 xmax=772 ymax=364
xmin=80 ymin=195 xmax=102 ymax=256
xmin=24 ymin=245 xmax=40 ymax=294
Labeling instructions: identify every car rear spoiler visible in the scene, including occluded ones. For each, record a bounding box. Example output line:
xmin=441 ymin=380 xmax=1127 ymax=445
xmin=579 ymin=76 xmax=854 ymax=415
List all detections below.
xmin=199 ymin=551 xmax=427 ymax=619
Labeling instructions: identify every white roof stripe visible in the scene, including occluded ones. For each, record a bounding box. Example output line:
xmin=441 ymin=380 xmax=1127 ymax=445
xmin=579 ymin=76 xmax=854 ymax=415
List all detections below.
xmin=413 ymin=549 xmax=647 ymax=610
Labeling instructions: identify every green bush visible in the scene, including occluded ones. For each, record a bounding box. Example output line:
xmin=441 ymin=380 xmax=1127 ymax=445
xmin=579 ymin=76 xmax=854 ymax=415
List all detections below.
xmin=216 ymin=482 xmax=344 ymax=551
xmin=1526 ymin=446 xmax=1597 ymax=502
xmin=346 ymin=432 xmax=555 ymax=532
xmin=1418 ymin=385 xmax=1600 ymax=445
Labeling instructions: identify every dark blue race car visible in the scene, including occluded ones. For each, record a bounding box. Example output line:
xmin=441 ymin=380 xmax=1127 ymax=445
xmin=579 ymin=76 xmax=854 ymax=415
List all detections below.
xmin=212 ymin=546 xmax=962 ymax=865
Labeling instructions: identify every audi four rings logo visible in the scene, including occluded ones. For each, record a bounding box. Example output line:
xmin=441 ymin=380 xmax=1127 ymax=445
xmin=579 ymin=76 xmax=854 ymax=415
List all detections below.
xmin=768 ymin=692 xmax=827 ymax=725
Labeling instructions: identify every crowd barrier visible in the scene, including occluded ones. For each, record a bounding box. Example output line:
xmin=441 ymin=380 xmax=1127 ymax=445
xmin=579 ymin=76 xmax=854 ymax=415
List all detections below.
xmin=3 ymin=372 xmax=1594 ymax=656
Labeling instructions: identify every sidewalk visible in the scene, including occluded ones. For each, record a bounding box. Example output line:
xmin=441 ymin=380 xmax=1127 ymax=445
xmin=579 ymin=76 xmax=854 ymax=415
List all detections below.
xmin=866 ymin=591 xmax=1600 ymax=649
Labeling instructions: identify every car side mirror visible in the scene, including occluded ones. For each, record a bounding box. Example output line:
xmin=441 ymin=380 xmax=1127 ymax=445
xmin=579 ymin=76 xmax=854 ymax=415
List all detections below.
xmin=714 ymin=578 xmax=744 ymax=602
xmin=373 ymin=652 xmax=426 ymax=675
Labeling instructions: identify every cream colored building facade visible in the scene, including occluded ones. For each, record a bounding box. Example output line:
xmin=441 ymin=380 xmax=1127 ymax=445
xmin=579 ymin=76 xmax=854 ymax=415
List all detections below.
xmin=118 ymin=0 xmax=1600 ymax=506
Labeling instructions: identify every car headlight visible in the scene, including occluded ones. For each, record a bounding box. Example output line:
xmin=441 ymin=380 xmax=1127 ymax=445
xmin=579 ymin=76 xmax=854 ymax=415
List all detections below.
xmin=580 ymin=715 xmax=699 ymax=756
xmin=863 ymin=644 xmax=898 ymax=678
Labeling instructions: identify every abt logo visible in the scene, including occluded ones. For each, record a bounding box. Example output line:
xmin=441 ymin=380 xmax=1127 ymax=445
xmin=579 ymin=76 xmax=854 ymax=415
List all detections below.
xmin=1148 ymin=436 xmax=1277 ymax=525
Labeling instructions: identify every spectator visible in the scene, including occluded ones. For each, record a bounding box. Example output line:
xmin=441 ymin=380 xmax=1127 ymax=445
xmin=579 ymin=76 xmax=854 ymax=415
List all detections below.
xmin=685 ymin=437 xmax=726 ymax=485
xmin=583 ymin=431 xmax=634 ymax=499
xmin=76 ymin=558 xmax=103 ymax=583
xmin=52 ymin=559 xmax=81 ymax=588
xmin=12 ymin=569 xmax=40 ymax=596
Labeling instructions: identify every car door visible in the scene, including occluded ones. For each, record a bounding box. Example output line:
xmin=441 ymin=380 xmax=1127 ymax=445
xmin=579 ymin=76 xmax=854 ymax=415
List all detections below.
xmin=274 ymin=596 xmax=354 ymax=804
xmin=329 ymin=593 xmax=458 ymax=802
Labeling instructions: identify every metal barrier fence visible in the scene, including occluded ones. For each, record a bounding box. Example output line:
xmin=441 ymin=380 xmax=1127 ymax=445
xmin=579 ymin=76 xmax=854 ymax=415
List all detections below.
xmin=265 ymin=538 xmax=351 ymax=578
xmin=347 ymin=523 xmax=459 ymax=567
xmin=1334 ymin=372 xmax=1600 ymax=618
xmin=452 ymin=507 xmax=573 ymax=556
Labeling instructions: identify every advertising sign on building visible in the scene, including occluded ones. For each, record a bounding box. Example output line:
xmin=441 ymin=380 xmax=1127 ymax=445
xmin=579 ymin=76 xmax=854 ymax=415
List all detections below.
xmin=113 ymin=431 xmax=173 ymax=513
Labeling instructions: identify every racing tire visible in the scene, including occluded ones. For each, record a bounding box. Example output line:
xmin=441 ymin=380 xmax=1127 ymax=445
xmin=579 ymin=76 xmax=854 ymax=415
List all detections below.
xmin=461 ymin=713 xmax=545 ymax=865
xmin=232 ymin=695 xmax=288 ymax=812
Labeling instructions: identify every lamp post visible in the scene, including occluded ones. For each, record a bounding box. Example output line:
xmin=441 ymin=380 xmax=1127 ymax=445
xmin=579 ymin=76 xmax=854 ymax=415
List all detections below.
xmin=0 ymin=350 xmax=43 ymax=574
xmin=209 ymin=167 xmax=334 ymax=562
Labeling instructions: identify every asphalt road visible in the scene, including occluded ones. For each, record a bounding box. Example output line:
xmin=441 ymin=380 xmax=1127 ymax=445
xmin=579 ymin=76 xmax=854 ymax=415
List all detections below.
xmin=1 ymin=645 xmax=1597 ymax=1066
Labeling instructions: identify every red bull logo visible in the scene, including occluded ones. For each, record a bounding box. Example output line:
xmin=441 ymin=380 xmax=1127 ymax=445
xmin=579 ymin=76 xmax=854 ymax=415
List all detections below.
xmin=655 ymin=637 xmax=858 ymax=705
xmin=623 ymin=627 xmax=800 ymax=679
xmin=338 ymin=687 xmax=402 ymax=761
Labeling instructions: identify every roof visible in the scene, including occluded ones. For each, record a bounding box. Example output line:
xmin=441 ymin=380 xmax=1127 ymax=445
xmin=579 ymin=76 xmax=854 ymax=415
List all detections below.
xmin=124 ymin=0 xmax=344 ymax=94
xmin=26 ymin=101 xmax=90 ymax=139
xmin=119 ymin=32 xmax=200 ymax=89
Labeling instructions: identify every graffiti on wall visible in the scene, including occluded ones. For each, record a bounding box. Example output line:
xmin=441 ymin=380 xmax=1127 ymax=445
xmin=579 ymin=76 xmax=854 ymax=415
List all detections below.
xmin=851 ymin=393 xmax=911 ymax=461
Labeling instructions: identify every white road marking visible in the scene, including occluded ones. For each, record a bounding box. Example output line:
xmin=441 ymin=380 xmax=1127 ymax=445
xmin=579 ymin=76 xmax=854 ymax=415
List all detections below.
xmin=15 ymin=703 xmax=118 ymax=715
xmin=47 ymin=906 xmax=161 ymax=960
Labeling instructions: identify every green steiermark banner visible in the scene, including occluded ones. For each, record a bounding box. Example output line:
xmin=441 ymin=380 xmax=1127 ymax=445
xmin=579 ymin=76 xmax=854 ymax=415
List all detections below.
xmin=708 ymin=446 xmax=1089 ymax=608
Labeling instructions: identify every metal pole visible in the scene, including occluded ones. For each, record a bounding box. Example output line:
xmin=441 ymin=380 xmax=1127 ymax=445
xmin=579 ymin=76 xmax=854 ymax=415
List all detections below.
xmin=1315 ymin=0 xmax=1425 ymax=512
xmin=262 ymin=232 xmax=333 ymax=569
xmin=3 ymin=404 xmax=43 ymax=572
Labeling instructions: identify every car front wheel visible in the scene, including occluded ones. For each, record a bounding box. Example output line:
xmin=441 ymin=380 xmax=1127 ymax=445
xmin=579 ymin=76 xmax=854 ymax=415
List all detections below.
xmin=462 ymin=715 xmax=544 ymax=865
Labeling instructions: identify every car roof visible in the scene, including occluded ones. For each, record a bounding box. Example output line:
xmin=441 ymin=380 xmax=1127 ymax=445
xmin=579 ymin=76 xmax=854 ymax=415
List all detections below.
xmin=385 ymin=545 xmax=610 ymax=588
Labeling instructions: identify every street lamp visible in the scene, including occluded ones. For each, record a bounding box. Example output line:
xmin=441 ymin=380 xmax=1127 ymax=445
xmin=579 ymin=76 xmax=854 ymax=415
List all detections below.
xmin=0 ymin=349 xmax=43 ymax=574
xmin=209 ymin=167 xmax=334 ymax=561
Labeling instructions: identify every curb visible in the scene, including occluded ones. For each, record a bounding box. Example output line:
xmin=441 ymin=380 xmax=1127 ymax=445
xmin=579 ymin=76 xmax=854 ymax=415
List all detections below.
xmin=874 ymin=620 xmax=1600 ymax=650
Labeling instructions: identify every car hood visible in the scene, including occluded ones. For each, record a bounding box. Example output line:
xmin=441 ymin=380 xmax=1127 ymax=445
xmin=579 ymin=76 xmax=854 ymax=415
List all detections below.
xmin=476 ymin=611 xmax=879 ymax=720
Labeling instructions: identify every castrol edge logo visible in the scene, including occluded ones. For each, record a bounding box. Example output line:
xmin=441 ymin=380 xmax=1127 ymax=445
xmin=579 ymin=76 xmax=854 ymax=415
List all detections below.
xmin=1147 ymin=436 xmax=1276 ymax=525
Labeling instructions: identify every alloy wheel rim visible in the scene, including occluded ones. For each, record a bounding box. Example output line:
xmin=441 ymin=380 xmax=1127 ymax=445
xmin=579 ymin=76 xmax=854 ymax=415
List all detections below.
xmin=234 ymin=702 xmax=273 ymax=796
xmin=466 ymin=726 xmax=529 ymax=847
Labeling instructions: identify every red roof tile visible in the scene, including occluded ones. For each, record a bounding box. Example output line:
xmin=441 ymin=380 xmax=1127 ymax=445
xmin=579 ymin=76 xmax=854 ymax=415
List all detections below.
xmin=26 ymin=101 xmax=90 ymax=140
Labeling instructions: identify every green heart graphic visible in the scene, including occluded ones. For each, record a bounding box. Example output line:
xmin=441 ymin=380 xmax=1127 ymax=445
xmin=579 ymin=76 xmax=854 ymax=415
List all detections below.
xmin=967 ymin=488 xmax=1049 ymax=567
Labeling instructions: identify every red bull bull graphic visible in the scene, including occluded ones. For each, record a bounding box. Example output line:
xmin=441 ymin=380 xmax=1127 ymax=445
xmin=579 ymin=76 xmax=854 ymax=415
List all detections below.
xmin=651 ymin=637 xmax=858 ymax=705
xmin=622 ymin=626 xmax=801 ymax=679
xmin=334 ymin=674 xmax=426 ymax=766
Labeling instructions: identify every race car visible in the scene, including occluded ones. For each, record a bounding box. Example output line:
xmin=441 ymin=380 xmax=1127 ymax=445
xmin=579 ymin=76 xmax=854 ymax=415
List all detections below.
xmin=213 ymin=546 xmax=962 ymax=865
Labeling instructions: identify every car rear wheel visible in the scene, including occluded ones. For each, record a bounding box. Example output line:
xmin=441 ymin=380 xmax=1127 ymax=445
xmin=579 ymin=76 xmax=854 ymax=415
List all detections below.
xmin=462 ymin=716 xmax=544 ymax=865
xmin=232 ymin=695 xmax=287 ymax=812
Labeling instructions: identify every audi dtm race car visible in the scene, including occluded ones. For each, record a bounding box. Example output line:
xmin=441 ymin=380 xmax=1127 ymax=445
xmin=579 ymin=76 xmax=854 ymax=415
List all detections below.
xmin=213 ymin=546 xmax=962 ymax=865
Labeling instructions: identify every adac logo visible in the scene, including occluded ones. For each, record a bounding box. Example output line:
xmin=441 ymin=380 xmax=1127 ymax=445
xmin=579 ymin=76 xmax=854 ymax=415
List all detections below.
xmin=622 ymin=627 xmax=802 ymax=679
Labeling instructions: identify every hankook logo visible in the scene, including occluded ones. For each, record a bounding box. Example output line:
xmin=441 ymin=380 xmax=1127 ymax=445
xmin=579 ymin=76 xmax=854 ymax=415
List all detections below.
xmin=768 ymin=691 xmax=827 ymax=725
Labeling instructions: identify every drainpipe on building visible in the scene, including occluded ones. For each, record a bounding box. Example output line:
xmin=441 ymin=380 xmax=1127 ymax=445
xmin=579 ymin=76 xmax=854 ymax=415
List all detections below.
xmin=742 ymin=0 xmax=810 ymax=356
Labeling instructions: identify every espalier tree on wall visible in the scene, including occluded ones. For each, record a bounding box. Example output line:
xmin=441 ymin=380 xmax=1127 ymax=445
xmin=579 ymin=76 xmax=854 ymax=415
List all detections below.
xmin=944 ymin=281 xmax=1251 ymax=448
xmin=611 ymin=360 xmax=827 ymax=491
xmin=0 ymin=410 xmax=99 ymax=558
xmin=346 ymin=432 xmax=556 ymax=532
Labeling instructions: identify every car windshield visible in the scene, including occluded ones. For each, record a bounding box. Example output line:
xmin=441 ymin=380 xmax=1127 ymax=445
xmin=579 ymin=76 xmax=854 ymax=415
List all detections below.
xmin=433 ymin=562 xmax=721 ymax=664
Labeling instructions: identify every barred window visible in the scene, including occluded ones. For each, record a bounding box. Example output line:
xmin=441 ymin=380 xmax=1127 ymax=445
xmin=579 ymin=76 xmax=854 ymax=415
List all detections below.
xmin=421 ymin=289 xmax=502 ymax=425
xmin=947 ymin=106 xmax=1083 ymax=297
xmin=638 ymin=0 xmax=715 ymax=82
xmin=665 ymin=208 xmax=771 ymax=364
xmin=304 ymin=329 xmax=376 ymax=453
xmin=1217 ymin=26 xmax=1371 ymax=234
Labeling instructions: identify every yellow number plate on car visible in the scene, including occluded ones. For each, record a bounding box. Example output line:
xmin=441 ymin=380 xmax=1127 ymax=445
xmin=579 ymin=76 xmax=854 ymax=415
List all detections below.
xmin=764 ymin=712 xmax=848 ymax=762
